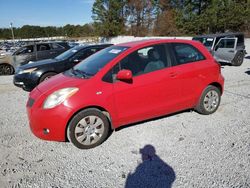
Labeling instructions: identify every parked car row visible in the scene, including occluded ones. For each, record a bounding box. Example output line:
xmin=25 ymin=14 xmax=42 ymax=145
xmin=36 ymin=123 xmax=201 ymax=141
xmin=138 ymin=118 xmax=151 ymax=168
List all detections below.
xmin=8 ymin=32 xmax=246 ymax=149
xmin=13 ymin=44 xmax=112 ymax=91
xmin=0 ymin=41 xmax=71 ymax=75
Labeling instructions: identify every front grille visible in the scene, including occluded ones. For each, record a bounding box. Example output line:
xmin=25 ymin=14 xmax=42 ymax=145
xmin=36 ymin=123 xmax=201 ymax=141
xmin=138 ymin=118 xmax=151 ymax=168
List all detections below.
xmin=27 ymin=98 xmax=35 ymax=107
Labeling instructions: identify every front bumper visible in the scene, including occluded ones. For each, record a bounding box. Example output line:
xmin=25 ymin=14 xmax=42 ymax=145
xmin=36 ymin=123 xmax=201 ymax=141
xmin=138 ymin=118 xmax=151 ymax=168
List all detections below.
xmin=13 ymin=73 xmax=39 ymax=92
xmin=26 ymin=88 xmax=74 ymax=141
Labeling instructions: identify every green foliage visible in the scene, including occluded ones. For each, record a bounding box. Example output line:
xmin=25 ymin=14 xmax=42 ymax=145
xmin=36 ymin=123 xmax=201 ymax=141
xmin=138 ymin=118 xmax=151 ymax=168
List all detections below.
xmin=175 ymin=0 xmax=249 ymax=35
xmin=0 ymin=24 xmax=95 ymax=39
xmin=92 ymin=0 xmax=126 ymax=37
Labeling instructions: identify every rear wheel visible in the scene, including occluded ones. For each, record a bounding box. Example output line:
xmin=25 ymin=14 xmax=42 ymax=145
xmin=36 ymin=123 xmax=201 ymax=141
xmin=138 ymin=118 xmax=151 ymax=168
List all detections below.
xmin=39 ymin=72 xmax=57 ymax=83
xmin=67 ymin=108 xmax=110 ymax=149
xmin=195 ymin=85 xmax=221 ymax=115
xmin=232 ymin=51 xmax=244 ymax=66
xmin=0 ymin=64 xmax=14 ymax=75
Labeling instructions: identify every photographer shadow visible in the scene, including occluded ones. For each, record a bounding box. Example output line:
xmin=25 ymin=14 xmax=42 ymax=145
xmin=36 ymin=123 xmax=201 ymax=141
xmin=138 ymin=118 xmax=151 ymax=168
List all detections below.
xmin=125 ymin=145 xmax=176 ymax=188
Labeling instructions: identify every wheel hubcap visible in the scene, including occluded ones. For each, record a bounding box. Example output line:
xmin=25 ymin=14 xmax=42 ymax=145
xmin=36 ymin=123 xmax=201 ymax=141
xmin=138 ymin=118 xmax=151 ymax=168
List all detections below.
xmin=74 ymin=115 xmax=104 ymax=145
xmin=203 ymin=90 xmax=219 ymax=112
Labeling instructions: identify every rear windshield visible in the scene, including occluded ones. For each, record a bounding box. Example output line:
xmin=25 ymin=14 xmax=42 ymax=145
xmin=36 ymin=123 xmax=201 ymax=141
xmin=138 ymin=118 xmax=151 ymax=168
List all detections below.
xmin=68 ymin=46 xmax=129 ymax=78
xmin=193 ymin=37 xmax=214 ymax=48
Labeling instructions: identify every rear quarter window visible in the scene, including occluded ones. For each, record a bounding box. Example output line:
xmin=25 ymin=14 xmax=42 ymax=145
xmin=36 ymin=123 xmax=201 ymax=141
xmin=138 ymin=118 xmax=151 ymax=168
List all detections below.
xmin=37 ymin=44 xmax=51 ymax=51
xmin=172 ymin=43 xmax=205 ymax=65
xmin=51 ymin=43 xmax=64 ymax=49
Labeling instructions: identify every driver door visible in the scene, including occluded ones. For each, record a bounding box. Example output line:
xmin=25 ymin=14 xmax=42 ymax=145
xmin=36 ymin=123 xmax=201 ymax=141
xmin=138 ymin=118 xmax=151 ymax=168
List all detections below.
xmin=213 ymin=38 xmax=237 ymax=62
xmin=111 ymin=44 xmax=182 ymax=126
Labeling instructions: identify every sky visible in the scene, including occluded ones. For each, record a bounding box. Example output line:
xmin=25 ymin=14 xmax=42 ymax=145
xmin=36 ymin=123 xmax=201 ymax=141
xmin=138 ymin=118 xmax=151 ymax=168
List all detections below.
xmin=0 ymin=0 xmax=94 ymax=28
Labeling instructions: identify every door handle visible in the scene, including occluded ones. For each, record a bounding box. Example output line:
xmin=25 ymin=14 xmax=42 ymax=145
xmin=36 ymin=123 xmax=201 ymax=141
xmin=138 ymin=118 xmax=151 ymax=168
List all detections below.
xmin=170 ymin=72 xmax=177 ymax=78
xmin=228 ymin=50 xmax=234 ymax=53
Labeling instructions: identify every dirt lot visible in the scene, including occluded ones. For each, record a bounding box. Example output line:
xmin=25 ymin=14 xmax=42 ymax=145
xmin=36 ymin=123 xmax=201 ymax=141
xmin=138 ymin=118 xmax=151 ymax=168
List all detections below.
xmin=0 ymin=57 xmax=250 ymax=187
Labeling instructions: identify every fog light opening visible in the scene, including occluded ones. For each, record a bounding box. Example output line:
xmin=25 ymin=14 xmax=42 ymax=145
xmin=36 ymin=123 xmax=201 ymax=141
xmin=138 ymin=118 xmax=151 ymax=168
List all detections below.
xmin=43 ymin=128 xmax=50 ymax=135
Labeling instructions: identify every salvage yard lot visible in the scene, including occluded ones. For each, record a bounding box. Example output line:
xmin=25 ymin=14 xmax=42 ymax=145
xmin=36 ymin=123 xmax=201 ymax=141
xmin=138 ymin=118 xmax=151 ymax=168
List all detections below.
xmin=0 ymin=58 xmax=250 ymax=187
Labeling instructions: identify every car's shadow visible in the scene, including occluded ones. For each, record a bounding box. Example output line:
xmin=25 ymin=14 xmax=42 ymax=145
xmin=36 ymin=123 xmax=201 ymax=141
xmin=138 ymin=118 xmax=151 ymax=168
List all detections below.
xmin=220 ymin=62 xmax=232 ymax=67
xmin=245 ymin=68 xmax=250 ymax=75
xmin=245 ymin=55 xmax=250 ymax=59
xmin=115 ymin=109 xmax=192 ymax=132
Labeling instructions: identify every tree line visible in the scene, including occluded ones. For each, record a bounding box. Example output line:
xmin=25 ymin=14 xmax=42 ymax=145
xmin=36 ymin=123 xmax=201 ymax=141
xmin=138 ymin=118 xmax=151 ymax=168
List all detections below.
xmin=0 ymin=24 xmax=95 ymax=39
xmin=0 ymin=0 xmax=249 ymax=39
xmin=92 ymin=0 xmax=250 ymax=37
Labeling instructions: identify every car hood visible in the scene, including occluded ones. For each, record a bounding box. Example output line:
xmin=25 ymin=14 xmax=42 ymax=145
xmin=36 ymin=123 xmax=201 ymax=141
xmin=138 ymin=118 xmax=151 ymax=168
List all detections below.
xmin=20 ymin=58 xmax=59 ymax=69
xmin=36 ymin=73 xmax=87 ymax=95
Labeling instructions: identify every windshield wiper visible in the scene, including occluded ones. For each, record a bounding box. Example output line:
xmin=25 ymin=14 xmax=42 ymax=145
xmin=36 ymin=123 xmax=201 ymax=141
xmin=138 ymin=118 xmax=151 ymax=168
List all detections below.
xmin=71 ymin=68 xmax=92 ymax=78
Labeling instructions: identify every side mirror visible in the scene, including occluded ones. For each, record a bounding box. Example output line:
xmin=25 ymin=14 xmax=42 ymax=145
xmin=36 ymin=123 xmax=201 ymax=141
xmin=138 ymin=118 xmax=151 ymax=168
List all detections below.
xmin=116 ymin=69 xmax=132 ymax=81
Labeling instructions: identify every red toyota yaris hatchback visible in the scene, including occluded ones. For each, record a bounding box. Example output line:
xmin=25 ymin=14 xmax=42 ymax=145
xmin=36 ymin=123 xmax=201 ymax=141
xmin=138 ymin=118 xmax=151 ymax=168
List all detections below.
xmin=27 ymin=39 xmax=224 ymax=149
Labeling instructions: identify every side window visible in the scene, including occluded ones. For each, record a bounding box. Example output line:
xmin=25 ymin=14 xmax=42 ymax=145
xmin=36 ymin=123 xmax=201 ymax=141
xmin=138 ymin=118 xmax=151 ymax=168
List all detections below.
xmin=74 ymin=48 xmax=100 ymax=60
xmin=87 ymin=48 xmax=100 ymax=55
xmin=102 ymin=44 xmax=170 ymax=83
xmin=217 ymin=38 xmax=236 ymax=49
xmin=15 ymin=45 xmax=34 ymax=55
xmin=73 ymin=49 xmax=87 ymax=60
xmin=172 ymin=43 xmax=205 ymax=65
xmin=51 ymin=43 xmax=63 ymax=49
xmin=37 ymin=44 xmax=51 ymax=51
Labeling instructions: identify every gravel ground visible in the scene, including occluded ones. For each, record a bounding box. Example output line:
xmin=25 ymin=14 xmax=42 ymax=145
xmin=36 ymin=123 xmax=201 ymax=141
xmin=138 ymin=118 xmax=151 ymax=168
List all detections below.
xmin=0 ymin=57 xmax=250 ymax=188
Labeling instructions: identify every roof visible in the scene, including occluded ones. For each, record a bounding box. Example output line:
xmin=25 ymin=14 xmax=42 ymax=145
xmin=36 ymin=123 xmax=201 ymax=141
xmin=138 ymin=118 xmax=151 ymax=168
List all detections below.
xmin=116 ymin=39 xmax=195 ymax=47
xmin=193 ymin=32 xmax=244 ymax=38
xmin=22 ymin=41 xmax=68 ymax=46
xmin=72 ymin=43 xmax=113 ymax=50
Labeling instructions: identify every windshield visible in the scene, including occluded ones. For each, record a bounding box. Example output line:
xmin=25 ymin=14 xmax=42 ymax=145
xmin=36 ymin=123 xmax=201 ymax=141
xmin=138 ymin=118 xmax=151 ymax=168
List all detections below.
xmin=70 ymin=46 xmax=129 ymax=77
xmin=55 ymin=47 xmax=79 ymax=60
xmin=193 ymin=37 xmax=214 ymax=48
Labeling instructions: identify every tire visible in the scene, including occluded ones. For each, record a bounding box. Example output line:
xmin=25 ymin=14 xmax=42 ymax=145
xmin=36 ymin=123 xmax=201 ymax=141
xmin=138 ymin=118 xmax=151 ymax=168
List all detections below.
xmin=39 ymin=72 xmax=57 ymax=83
xmin=195 ymin=85 xmax=221 ymax=115
xmin=67 ymin=108 xmax=110 ymax=149
xmin=0 ymin=64 xmax=14 ymax=75
xmin=231 ymin=51 xmax=244 ymax=66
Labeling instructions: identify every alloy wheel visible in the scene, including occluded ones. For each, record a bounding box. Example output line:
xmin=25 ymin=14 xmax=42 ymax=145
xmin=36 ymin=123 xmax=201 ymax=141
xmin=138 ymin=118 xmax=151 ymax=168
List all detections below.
xmin=203 ymin=90 xmax=219 ymax=112
xmin=74 ymin=115 xmax=105 ymax=145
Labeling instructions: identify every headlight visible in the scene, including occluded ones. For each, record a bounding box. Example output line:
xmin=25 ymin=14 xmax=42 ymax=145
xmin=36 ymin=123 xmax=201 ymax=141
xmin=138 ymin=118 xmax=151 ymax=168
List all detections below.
xmin=18 ymin=68 xmax=37 ymax=74
xmin=43 ymin=87 xmax=79 ymax=109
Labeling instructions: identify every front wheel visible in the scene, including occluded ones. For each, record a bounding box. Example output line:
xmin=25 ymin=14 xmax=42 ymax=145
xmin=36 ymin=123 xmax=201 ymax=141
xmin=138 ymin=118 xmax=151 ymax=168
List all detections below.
xmin=67 ymin=109 xmax=110 ymax=149
xmin=195 ymin=85 xmax=221 ymax=115
xmin=39 ymin=72 xmax=57 ymax=83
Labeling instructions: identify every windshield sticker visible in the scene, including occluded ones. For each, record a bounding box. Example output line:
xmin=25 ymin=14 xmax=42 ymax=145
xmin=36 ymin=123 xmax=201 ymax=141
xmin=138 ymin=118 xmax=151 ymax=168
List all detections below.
xmin=109 ymin=49 xmax=122 ymax=54
xmin=207 ymin=38 xmax=214 ymax=41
